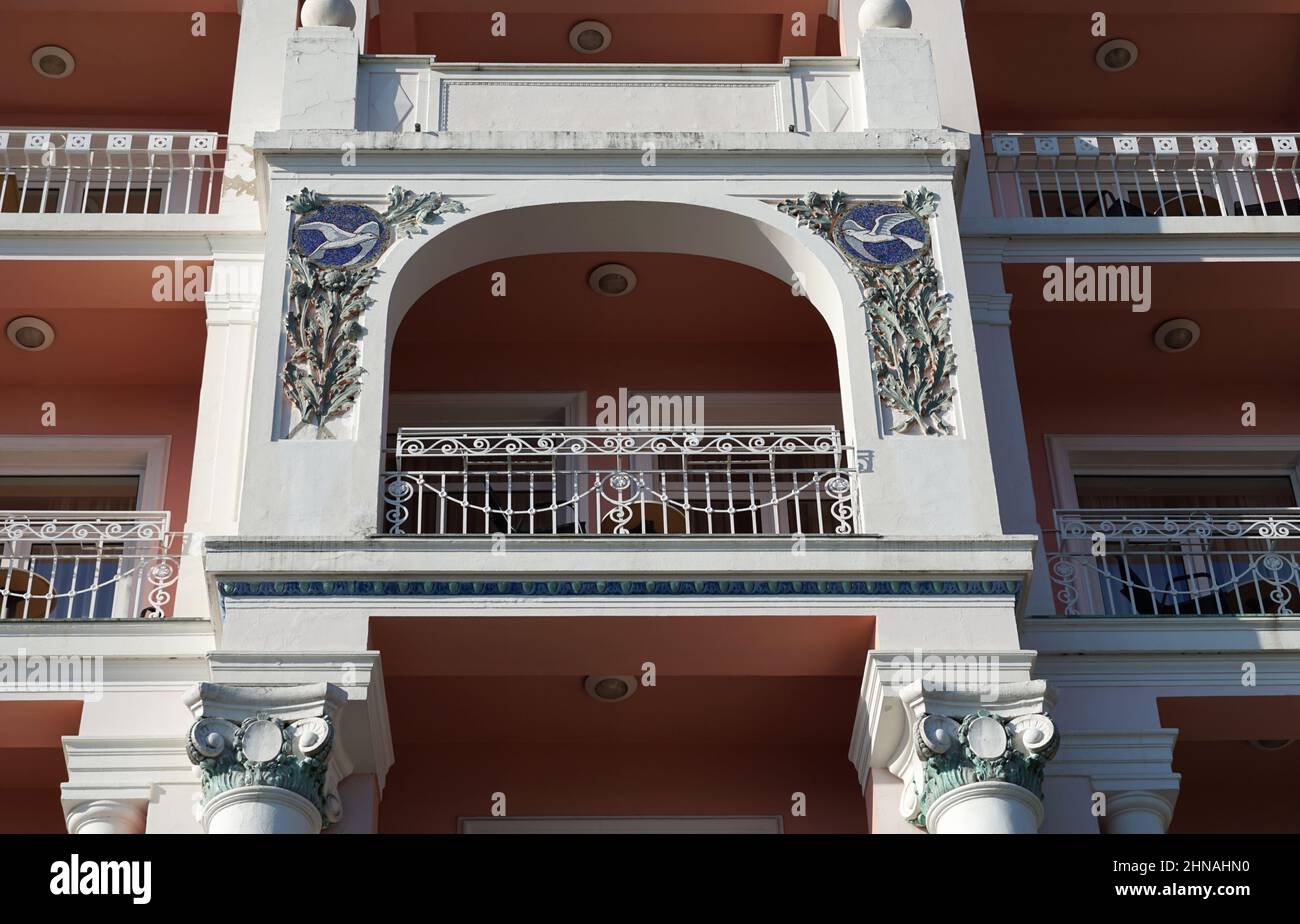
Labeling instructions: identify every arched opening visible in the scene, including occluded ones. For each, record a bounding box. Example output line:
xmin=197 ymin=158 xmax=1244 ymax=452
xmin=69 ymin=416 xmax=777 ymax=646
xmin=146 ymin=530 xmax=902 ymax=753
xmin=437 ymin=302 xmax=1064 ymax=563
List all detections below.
xmin=381 ymin=248 xmax=854 ymax=536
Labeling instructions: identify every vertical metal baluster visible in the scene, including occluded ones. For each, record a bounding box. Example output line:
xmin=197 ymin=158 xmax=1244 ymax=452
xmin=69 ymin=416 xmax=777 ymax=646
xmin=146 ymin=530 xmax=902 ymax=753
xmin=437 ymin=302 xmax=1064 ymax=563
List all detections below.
xmin=659 ymin=470 xmax=670 ymax=535
xmin=680 ymin=455 xmax=692 ymax=535
xmin=1072 ymin=156 xmax=1086 ymax=216
xmin=18 ymin=161 xmax=31 ymax=213
xmin=81 ymin=146 xmax=94 ymax=213
xmin=88 ymin=539 xmax=104 ymax=618
xmin=703 ymin=471 xmax=714 ymax=535
xmin=1051 ymin=153 xmax=1066 ymax=215
xmin=1267 ymin=145 xmax=1286 ymax=214
xmin=725 ymin=464 xmax=736 ymax=535
xmin=1148 ymin=151 xmax=1164 ymax=214
xmin=1105 ymin=154 xmax=1125 ymax=215
xmin=1248 ymin=147 xmax=1267 ymax=213
xmin=747 ymin=472 xmax=758 ymax=534
xmin=47 ymin=548 xmax=61 ymax=619
xmin=1011 ymin=159 xmax=1025 ymax=217
xmin=1160 ymin=550 xmax=1181 ymax=615
xmin=1228 ymin=151 xmax=1247 ymax=215
xmin=813 ymin=475 xmax=826 ymax=534
xmin=1032 ymin=159 xmax=1046 ymax=216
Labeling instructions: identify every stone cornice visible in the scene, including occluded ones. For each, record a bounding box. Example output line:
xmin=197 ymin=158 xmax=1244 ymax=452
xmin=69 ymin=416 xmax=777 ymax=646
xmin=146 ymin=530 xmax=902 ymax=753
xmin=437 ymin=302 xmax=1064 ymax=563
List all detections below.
xmin=255 ymin=128 xmax=969 ymax=159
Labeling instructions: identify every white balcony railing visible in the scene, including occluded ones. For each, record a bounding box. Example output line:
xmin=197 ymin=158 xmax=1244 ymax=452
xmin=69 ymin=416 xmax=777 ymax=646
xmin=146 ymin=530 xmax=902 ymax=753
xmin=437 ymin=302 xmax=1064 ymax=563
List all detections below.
xmin=358 ymin=57 xmax=863 ymax=135
xmin=0 ymin=513 xmax=189 ymax=620
xmin=1046 ymin=509 xmax=1300 ymax=617
xmin=382 ymin=427 xmax=859 ymax=537
xmin=0 ymin=129 xmax=227 ymax=216
xmin=985 ymin=132 xmax=1300 ymax=219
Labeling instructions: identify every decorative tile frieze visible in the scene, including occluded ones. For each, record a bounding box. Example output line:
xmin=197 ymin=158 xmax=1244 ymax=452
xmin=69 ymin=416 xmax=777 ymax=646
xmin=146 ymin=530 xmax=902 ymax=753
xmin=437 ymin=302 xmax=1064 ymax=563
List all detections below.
xmin=777 ymin=187 xmax=957 ymax=436
xmin=218 ymin=578 xmax=1022 ymax=598
xmin=282 ymin=186 xmax=465 ymax=439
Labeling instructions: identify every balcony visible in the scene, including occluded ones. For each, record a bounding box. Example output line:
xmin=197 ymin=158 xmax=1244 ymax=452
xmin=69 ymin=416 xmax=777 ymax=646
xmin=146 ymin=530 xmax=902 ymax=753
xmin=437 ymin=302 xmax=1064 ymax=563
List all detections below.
xmin=0 ymin=129 xmax=227 ymax=216
xmin=1044 ymin=509 xmax=1300 ymax=617
xmin=0 ymin=513 xmax=189 ymax=620
xmin=983 ymin=132 xmax=1300 ymax=221
xmin=381 ymin=427 xmax=859 ymax=537
xmin=357 ymin=56 xmax=863 ymax=134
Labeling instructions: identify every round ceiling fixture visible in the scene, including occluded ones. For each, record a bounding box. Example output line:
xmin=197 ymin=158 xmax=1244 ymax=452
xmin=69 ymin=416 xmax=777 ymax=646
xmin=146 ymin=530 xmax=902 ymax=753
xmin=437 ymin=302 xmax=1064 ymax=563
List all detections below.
xmin=584 ymin=675 xmax=637 ymax=703
xmin=588 ymin=263 xmax=637 ymax=297
xmin=1250 ymin=739 xmax=1295 ymax=751
xmin=569 ymin=20 xmax=612 ymax=54
xmin=1153 ymin=318 xmax=1200 ymax=353
xmin=32 ymin=45 xmax=75 ymax=79
xmin=6 ymin=316 xmax=55 ymax=352
xmin=1095 ymin=38 xmax=1138 ymax=72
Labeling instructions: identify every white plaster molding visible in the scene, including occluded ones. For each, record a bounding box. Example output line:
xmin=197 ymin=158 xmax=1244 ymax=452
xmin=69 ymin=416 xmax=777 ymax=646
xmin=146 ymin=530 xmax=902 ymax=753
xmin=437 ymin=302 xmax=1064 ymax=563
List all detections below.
xmin=849 ymin=649 xmax=1041 ymax=787
xmin=61 ymin=736 xmax=194 ymax=820
xmin=960 ymin=223 xmax=1300 ymax=263
xmin=967 ymin=292 xmax=1013 ymax=327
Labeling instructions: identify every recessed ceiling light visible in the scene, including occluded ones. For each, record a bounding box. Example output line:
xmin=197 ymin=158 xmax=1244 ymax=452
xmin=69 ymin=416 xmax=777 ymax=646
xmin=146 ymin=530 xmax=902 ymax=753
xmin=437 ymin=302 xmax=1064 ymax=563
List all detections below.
xmin=32 ymin=46 xmax=74 ymax=79
xmin=1096 ymin=38 xmax=1138 ymax=72
xmin=1153 ymin=318 xmax=1200 ymax=353
xmin=1250 ymin=739 xmax=1295 ymax=751
xmin=588 ymin=263 xmax=637 ymax=297
xmin=569 ymin=20 xmax=612 ymax=54
xmin=6 ymin=316 xmax=55 ymax=351
xmin=584 ymin=675 xmax=637 ymax=703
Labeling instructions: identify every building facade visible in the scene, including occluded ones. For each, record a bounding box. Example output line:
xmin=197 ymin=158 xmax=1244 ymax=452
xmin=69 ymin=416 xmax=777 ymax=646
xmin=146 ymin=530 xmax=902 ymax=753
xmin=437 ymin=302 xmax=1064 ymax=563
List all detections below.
xmin=0 ymin=0 xmax=1297 ymax=835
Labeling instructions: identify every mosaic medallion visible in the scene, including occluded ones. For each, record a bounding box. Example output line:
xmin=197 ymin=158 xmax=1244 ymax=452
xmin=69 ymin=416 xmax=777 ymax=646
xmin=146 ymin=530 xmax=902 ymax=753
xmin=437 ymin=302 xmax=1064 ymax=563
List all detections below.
xmin=832 ymin=202 xmax=928 ymax=268
xmin=292 ymin=202 xmax=391 ymax=269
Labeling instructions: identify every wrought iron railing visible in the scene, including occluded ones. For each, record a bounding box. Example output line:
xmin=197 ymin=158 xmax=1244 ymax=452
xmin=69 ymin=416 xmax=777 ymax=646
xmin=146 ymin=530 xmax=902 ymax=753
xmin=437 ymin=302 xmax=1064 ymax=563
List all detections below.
xmin=0 ymin=513 xmax=189 ymax=619
xmin=382 ymin=427 xmax=859 ymax=537
xmin=1046 ymin=509 xmax=1300 ymax=617
xmin=985 ymin=132 xmax=1300 ymax=218
xmin=0 ymin=129 xmax=226 ymax=216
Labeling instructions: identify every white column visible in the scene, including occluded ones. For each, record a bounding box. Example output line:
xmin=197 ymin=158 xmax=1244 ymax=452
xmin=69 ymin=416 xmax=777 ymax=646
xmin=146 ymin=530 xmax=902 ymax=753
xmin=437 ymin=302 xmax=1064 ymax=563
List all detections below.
xmin=185 ymin=682 xmax=351 ymax=835
xmin=1104 ymin=791 xmax=1176 ymax=834
xmin=66 ymin=800 xmax=147 ymax=834
xmin=280 ymin=27 xmax=360 ymax=131
xmin=857 ymin=18 xmax=942 ymax=131
xmin=927 ymin=781 xmax=1043 ymax=834
xmin=185 ymin=257 xmax=264 ymax=539
xmin=221 ymin=0 xmax=301 ymax=217
xmin=965 ymin=256 xmax=1055 ymax=615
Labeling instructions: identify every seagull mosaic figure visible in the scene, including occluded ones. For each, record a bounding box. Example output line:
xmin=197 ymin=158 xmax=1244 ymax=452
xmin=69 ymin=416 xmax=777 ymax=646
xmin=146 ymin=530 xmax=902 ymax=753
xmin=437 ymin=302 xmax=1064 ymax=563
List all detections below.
xmin=297 ymin=220 xmax=382 ymax=267
xmin=840 ymin=212 xmax=925 ymax=262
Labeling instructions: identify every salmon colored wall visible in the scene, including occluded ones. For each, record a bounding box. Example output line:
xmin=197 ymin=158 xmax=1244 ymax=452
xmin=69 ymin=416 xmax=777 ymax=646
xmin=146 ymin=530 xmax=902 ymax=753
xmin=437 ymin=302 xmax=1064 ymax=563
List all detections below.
xmin=0 ymin=262 xmax=207 ymax=524
xmin=967 ymin=6 xmax=1300 ymax=130
xmin=390 ymin=252 xmax=841 ymax=423
xmin=379 ymin=742 xmax=867 ymax=833
xmin=378 ymin=1 xmax=839 ymax=60
xmin=0 ymin=11 xmax=239 ymax=130
xmin=1005 ymin=263 xmax=1300 ymax=544
xmin=0 ymin=789 xmax=65 ymax=834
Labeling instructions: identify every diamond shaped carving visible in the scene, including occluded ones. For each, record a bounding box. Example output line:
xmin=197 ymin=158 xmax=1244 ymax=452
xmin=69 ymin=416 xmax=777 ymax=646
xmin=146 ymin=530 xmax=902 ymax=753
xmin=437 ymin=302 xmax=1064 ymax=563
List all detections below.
xmin=808 ymin=82 xmax=849 ymax=133
xmin=370 ymin=74 xmax=416 ymax=132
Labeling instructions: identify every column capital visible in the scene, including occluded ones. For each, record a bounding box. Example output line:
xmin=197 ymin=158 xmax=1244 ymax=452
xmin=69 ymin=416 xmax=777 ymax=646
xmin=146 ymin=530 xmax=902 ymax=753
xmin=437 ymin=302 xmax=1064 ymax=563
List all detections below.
xmin=850 ymin=650 xmax=1059 ymax=832
xmin=183 ymin=682 xmax=351 ymax=832
xmin=65 ymin=799 xmax=148 ymax=835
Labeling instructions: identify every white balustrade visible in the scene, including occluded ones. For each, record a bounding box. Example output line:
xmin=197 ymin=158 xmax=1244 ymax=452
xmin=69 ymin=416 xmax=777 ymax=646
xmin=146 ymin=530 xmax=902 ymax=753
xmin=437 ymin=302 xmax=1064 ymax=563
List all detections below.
xmin=0 ymin=130 xmax=227 ymax=216
xmin=357 ymin=57 xmax=863 ymax=134
xmin=382 ymin=427 xmax=859 ymax=537
xmin=1046 ymin=508 xmax=1300 ymax=616
xmin=985 ymin=132 xmax=1300 ymax=219
xmin=0 ymin=512 xmax=189 ymax=619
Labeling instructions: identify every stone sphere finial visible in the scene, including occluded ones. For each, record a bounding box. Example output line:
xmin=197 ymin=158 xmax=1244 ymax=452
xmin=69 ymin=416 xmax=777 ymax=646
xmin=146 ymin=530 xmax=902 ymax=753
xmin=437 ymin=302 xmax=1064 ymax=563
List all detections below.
xmin=859 ymin=0 xmax=913 ymax=30
xmin=301 ymin=0 xmax=357 ymax=29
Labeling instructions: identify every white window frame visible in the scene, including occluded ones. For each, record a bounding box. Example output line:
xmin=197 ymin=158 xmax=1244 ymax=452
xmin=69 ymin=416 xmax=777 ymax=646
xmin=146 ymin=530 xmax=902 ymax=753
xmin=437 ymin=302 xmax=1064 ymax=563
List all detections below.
xmin=0 ymin=435 xmax=171 ymax=619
